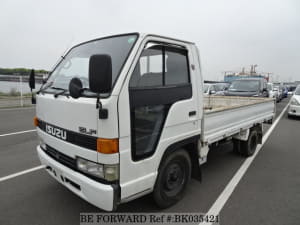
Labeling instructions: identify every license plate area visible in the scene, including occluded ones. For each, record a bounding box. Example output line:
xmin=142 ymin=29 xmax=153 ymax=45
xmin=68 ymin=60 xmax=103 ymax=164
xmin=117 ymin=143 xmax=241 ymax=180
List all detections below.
xmin=46 ymin=165 xmax=64 ymax=182
xmin=46 ymin=165 xmax=81 ymax=190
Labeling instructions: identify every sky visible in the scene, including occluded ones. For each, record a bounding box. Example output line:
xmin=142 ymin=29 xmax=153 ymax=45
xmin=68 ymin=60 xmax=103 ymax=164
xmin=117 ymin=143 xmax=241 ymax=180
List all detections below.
xmin=1 ymin=0 xmax=299 ymax=81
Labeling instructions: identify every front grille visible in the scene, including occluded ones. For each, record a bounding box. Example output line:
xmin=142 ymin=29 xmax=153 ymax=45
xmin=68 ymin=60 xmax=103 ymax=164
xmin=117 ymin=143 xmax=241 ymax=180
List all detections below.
xmin=44 ymin=145 xmax=77 ymax=170
xmin=38 ymin=119 xmax=97 ymax=151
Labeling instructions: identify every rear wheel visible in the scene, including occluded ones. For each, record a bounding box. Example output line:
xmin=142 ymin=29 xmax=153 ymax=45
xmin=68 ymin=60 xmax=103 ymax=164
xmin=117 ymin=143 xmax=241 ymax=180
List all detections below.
xmin=240 ymin=130 xmax=258 ymax=157
xmin=232 ymin=139 xmax=241 ymax=154
xmin=153 ymin=149 xmax=191 ymax=208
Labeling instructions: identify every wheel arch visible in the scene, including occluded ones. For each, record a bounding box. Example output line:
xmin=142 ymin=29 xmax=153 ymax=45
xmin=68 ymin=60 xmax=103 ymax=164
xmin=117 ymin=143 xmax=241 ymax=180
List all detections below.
xmin=158 ymin=135 xmax=202 ymax=182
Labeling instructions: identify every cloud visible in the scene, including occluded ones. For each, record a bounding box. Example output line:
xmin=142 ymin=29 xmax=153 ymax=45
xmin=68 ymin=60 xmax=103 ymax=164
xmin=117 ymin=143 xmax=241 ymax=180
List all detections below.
xmin=0 ymin=0 xmax=299 ymax=81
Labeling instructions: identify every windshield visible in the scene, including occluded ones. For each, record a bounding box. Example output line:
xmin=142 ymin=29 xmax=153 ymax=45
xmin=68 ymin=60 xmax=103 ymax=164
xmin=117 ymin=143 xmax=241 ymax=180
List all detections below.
xmin=295 ymin=86 xmax=300 ymax=95
xmin=229 ymin=80 xmax=260 ymax=92
xmin=42 ymin=34 xmax=138 ymax=94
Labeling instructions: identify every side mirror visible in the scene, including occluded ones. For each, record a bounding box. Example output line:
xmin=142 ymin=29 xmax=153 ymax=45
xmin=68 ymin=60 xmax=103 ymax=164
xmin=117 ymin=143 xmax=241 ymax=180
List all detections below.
xmin=29 ymin=69 xmax=35 ymax=90
xmin=28 ymin=69 xmax=36 ymax=104
xmin=89 ymin=54 xmax=112 ymax=94
xmin=69 ymin=77 xmax=83 ymax=99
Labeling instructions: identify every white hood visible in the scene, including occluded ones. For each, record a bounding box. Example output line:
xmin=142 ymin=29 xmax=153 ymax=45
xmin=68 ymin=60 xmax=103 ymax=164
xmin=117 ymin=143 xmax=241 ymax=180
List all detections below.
xmin=36 ymin=94 xmax=98 ymax=136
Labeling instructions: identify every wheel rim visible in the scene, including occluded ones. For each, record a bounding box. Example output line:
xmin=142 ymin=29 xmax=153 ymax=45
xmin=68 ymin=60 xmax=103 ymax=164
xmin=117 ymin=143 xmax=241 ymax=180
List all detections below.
xmin=163 ymin=161 xmax=185 ymax=197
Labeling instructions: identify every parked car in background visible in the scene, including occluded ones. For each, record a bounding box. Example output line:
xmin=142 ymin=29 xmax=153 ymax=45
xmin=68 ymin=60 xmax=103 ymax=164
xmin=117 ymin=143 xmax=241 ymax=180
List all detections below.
xmin=203 ymin=83 xmax=218 ymax=95
xmin=287 ymin=85 xmax=296 ymax=95
xmin=274 ymin=85 xmax=283 ymax=101
xmin=267 ymin=83 xmax=278 ymax=100
xmin=204 ymin=82 xmax=230 ymax=96
xmin=272 ymin=86 xmax=280 ymax=102
xmin=282 ymin=86 xmax=288 ymax=98
xmin=215 ymin=82 xmax=230 ymax=95
xmin=225 ymin=78 xmax=269 ymax=97
xmin=288 ymin=85 xmax=300 ymax=118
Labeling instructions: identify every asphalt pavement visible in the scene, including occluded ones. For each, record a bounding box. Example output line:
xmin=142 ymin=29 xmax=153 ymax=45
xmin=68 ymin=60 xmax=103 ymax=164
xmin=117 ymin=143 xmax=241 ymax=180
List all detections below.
xmin=0 ymin=97 xmax=298 ymax=225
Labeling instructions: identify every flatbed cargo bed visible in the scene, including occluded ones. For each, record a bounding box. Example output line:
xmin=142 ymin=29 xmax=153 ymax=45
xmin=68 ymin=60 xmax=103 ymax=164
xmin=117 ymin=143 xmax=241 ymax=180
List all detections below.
xmin=202 ymin=96 xmax=275 ymax=144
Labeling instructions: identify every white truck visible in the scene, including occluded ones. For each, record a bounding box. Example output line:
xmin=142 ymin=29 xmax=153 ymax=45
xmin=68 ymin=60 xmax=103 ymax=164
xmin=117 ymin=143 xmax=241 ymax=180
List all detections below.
xmin=29 ymin=33 xmax=275 ymax=211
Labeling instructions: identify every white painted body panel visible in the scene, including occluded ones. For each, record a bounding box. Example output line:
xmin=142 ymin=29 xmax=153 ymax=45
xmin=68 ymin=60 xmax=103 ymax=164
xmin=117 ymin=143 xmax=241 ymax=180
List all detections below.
xmin=288 ymin=95 xmax=300 ymax=116
xmin=36 ymin=93 xmax=98 ymax=134
xmin=203 ymin=96 xmax=275 ymax=144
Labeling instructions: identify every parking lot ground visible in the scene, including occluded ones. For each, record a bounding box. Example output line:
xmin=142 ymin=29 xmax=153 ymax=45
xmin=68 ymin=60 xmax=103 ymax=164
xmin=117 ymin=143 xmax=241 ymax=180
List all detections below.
xmin=0 ymin=97 xmax=296 ymax=225
xmin=220 ymin=100 xmax=300 ymax=225
xmin=0 ymin=107 xmax=35 ymax=134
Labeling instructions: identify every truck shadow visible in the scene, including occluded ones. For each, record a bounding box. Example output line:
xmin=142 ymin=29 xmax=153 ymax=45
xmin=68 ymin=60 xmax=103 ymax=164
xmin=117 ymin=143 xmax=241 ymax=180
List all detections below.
xmin=114 ymin=141 xmax=245 ymax=213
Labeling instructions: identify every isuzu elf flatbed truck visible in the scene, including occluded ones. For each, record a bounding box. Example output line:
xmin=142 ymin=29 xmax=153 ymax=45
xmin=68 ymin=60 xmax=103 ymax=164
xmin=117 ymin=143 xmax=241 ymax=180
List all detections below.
xmin=29 ymin=33 xmax=275 ymax=211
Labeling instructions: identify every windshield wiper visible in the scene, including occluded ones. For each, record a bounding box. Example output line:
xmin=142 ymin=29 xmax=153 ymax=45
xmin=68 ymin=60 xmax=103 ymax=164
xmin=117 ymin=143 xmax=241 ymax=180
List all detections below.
xmin=37 ymin=81 xmax=54 ymax=94
xmin=51 ymin=87 xmax=69 ymax=98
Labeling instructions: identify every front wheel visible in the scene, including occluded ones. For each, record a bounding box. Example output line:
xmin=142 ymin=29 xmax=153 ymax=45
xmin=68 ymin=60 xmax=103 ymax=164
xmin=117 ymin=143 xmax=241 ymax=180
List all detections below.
xmin=153 ymin=149 xmax=191 ymax=208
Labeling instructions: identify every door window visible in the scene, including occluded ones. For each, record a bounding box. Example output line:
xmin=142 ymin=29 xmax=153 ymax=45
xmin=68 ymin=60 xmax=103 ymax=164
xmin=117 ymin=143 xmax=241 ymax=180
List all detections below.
xmin=129 ymin=42 xmax=191 ymax=160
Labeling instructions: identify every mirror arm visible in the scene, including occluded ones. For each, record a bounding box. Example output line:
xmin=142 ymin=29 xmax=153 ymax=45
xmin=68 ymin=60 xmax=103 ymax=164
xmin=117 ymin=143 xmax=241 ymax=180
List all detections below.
xmin=96 ymin=94 xmax=102 ymax=110
xmin=95 ymin=94 xmax=109 ymax=119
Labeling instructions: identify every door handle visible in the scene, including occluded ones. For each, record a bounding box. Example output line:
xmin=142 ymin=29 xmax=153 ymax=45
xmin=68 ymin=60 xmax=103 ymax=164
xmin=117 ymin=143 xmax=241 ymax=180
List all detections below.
xmin=189 ymin=111 xmax=196 ymax=117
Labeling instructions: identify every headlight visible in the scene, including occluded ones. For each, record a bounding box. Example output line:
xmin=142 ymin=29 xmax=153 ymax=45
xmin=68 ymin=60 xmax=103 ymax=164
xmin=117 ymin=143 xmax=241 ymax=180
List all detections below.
xmin=291 ymin=98 xmax=300 ymax=106
xmin=104 ymin=165 xmax=119 ymax=181
xmin=76 ymin=157 xmax=118 ymax=181
xmin=77 ymin=157 xmax=104 ymax=178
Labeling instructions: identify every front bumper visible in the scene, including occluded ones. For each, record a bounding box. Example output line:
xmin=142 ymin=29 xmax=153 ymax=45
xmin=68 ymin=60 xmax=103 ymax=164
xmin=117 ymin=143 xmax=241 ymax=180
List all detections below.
xmin=288 ymin=105 xmax=300 ymax=117
xmin=37 ymin=146 xmax=118 ymax=211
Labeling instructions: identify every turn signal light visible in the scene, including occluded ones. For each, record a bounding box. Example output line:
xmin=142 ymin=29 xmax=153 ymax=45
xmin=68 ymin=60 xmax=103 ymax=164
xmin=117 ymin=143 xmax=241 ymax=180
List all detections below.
xmin=97 ymin=138 xmax=119 ymax=154
xmin=33 ymin=116 xmax=39 ymax=127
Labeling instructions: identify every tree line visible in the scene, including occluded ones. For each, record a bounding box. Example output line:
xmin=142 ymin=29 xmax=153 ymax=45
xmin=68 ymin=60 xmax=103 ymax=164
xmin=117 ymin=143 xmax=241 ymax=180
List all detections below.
xmin=0 ymin=68 xmax=48 ymax=76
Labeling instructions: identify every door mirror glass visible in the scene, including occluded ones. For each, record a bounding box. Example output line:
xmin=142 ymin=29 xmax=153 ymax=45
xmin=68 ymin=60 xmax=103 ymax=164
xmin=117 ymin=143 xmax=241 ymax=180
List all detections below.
xmin=69 ymin=77 xmax=83 ymax=99
xmin=29 ymin=69 xmax=35 ymax=90
xmin=89 ymin=54 xmax=112 ymax=93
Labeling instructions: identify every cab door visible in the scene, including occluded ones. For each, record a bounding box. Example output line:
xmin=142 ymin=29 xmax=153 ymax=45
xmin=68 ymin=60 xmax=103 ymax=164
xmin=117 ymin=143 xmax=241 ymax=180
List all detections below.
xmin=118 ymin=39 xmax=199 ymax=200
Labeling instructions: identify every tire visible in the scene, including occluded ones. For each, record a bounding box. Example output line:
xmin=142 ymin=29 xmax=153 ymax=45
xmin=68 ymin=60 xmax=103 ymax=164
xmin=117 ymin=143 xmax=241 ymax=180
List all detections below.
xmin=232 ymin=139 xmax=241 ymax=154
xmin=153 ymin=149 xmax=191 ymax=208
xmin=240 ymin=130 xmax=258 ymax=157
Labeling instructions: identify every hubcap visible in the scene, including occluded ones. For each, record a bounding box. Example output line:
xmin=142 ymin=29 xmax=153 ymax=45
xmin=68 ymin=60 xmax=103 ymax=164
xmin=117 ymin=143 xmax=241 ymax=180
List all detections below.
xmin=163 ymin=162 xmax=185 ymax=197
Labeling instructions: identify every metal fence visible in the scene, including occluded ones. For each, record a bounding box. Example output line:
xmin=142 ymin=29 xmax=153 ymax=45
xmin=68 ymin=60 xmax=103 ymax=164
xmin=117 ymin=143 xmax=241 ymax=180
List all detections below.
xmin=0 ymin=76 xmax=37 ymax=108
